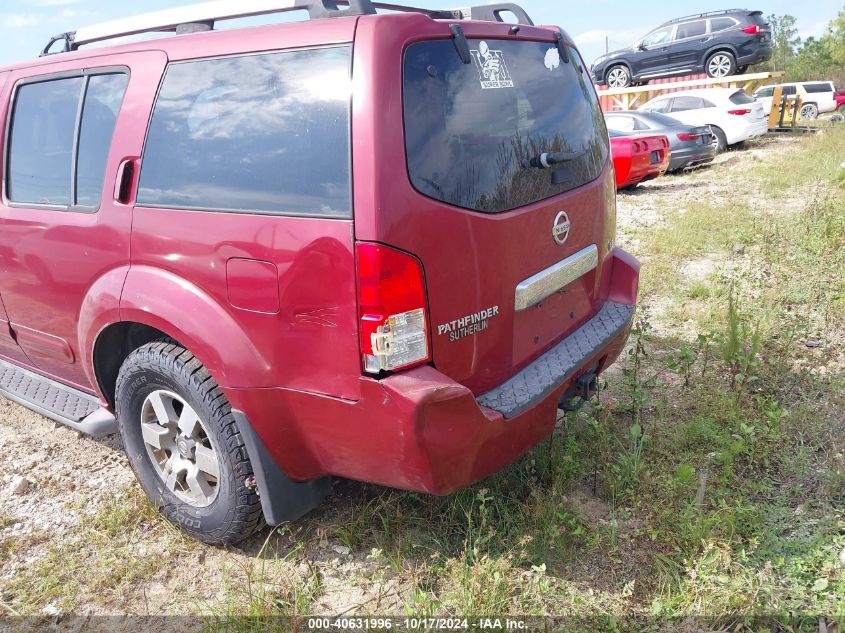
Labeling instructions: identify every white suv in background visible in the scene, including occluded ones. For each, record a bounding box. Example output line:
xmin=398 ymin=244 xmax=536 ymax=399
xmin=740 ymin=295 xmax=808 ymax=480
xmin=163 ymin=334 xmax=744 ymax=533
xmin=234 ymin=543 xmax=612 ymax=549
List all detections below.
xmin=753 ymin=81 xmax=838 ymax=119
xmin=639 ymin=88 xmax=768 ymax=152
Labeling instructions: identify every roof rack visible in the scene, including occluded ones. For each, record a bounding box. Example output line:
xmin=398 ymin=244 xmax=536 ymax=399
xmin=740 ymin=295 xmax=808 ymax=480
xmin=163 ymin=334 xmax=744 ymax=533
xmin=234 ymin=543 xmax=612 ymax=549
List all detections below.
xmin=40 ymin=0 xmax=533 ymax=56
xmin=664 ymin=8 xmax=748 ymax=24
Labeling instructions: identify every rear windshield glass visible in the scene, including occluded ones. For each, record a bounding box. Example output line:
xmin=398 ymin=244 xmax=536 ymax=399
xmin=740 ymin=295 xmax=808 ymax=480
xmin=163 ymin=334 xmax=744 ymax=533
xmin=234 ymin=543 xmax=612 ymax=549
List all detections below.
xmin=403 ymin=39 xmax=608 ymax=214
xmin=729 ymin=90 xmax=755 ymax=105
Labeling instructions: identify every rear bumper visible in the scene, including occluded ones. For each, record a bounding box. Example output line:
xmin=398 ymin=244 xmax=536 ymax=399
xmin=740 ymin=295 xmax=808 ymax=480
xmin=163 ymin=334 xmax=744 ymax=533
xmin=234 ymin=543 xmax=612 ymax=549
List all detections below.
xmin=226 ymin=249 xmax=639 ymax=496
xmin=668 ymin=144 xmax=716 ymax=171
xmin=737 ymin=46 xmax=771 ymax=66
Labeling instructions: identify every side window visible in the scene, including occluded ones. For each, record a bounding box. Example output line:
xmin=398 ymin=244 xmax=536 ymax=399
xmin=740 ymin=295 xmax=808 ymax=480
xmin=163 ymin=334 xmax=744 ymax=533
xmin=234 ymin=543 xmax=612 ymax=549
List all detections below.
xmin=644 ymin=98 xmax=672 ymax=113
xmin=670 ymin=96 xmax=704 ymax=112
xmin=7 ymin=72 xmax=128 ymax=208
xmin=76 ymin=74 xmax=129 ymax=206
xmin=804 ymin=83 xmax=833 ymax=93
xmin=642 ymin=27 xmax=674 ymax=48
xmin=755 ymin=87 xmax=774 ymax=98
xmin=782 ymin=85 xmax=797 ymax=96
xmin=8 ymin=78 xmax=83 ymax=205
xmin=710 ymin=18 xmax=737 ymax=32
xmin=676 ymin=21 xmax=707 ymax=40
xmin=138 ymin=47 xmax=352 ymax=217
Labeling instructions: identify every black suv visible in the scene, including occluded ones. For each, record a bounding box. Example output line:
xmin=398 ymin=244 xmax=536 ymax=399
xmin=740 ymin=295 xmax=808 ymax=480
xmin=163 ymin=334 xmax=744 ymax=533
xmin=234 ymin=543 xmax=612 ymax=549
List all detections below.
xmin=591 ymin=9 xmax=771 ymax=88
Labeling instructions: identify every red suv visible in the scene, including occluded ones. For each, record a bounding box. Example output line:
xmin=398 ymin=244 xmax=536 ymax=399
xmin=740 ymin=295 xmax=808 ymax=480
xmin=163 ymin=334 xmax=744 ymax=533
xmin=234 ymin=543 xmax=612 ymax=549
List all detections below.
xmin=0 ymin=0 xmax=639 ymax=544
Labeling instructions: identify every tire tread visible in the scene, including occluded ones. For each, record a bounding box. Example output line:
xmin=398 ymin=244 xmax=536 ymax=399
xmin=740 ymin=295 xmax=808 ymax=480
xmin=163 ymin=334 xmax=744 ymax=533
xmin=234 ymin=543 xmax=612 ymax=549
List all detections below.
xmin=115 ymin=341 xmax=265 ymax=545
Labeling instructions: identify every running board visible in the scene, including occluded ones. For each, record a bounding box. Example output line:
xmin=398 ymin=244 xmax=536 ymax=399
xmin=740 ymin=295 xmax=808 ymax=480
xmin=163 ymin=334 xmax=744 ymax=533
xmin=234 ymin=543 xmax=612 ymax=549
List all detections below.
xmin=0 ymin=359 xmax=116 ymax=436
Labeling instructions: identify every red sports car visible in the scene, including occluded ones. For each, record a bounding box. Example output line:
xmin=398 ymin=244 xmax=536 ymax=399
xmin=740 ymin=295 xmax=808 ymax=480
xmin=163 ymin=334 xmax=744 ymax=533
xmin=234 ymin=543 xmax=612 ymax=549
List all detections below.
xmin=609 ymin=130 xmax=671 ymax=189
xmin=836 ymin=90 xmax=845 ymax=112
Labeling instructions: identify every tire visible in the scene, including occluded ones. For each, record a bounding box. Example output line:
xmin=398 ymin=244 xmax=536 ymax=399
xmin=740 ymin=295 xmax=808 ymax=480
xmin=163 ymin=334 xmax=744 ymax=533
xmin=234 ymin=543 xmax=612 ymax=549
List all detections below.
xmin=116 ymin=340 xmax=265 ymax=545
xmin=705 ymin=52 xmax=736 ymax=78
xmin=709 ymin=126 xmax=728 ymax=153
xmin=606 ymin=65 xmax=631 ymax=88
xmin=800 ymin=103 xmax=819 ymax=120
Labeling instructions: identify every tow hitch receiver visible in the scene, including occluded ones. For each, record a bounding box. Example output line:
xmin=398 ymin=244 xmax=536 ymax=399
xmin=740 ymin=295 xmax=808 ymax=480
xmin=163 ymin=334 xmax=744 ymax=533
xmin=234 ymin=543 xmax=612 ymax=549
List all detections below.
xmin=558 ymin=371 xmax=598 ymax=412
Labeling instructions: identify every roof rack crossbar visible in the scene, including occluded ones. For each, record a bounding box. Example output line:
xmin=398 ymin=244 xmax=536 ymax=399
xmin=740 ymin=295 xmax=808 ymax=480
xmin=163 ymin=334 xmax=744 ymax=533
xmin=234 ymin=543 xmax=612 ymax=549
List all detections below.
xmin=44 ymin=0 xmax=534 ymax=55
xmin=666 ymin=8 xmax=748 ymax=24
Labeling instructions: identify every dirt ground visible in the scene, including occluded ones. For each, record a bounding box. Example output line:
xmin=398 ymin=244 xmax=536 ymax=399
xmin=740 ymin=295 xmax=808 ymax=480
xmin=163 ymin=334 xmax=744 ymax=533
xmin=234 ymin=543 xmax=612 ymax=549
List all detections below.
xmin=0 ymin=133 xmax=840 ymax=621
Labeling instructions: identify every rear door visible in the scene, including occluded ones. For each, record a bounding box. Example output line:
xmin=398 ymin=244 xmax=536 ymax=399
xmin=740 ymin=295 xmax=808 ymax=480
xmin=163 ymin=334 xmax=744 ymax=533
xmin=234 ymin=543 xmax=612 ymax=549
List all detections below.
xmin=354 ymin=17 xmax=616 ymax=394
xmin=0 ymin=52 xmax=166 ymax=389
xmin=667 ymin=20 xmax=708 ymax=71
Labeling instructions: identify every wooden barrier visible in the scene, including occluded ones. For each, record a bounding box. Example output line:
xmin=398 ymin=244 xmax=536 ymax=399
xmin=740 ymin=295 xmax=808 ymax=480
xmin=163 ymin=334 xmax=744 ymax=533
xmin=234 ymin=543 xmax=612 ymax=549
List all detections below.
xmin=767 ymin=86 xmax=804 ymax=130
xmin=597 ymin=71 xmax=786 ymax=112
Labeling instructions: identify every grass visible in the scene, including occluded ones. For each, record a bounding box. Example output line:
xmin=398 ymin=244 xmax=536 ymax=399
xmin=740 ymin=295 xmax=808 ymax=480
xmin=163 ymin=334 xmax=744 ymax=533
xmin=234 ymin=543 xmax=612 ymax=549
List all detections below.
xmin=0 ymin=485 xmax=181 ymax=614
xmin=1 ymin=130 xmax=843 ymax=629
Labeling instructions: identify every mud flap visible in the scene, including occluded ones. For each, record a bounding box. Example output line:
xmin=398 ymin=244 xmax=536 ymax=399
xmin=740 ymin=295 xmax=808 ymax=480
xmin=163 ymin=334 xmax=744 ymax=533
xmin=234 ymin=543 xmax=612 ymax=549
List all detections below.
xmin=232 ymin=409 xmax=331 ymax=525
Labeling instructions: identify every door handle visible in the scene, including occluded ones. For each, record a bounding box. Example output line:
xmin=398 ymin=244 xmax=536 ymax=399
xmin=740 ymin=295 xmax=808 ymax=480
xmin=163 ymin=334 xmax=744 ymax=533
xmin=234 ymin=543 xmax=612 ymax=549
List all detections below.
xmin=114 ymin=157 xmax=139 ymax=205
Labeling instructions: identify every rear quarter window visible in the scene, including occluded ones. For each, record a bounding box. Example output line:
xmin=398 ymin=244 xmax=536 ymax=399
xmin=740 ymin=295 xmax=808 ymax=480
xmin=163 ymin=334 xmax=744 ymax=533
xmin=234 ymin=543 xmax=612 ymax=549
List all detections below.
xmin=804 ymin=83 xmax=833 ymax=93
xmin=710 ymin=17 xmax=738 ymax=32
xmin=403 ymin=39 xmax=608 ymax=214
xmin=138 ymin=47 xmax=352 ymax=217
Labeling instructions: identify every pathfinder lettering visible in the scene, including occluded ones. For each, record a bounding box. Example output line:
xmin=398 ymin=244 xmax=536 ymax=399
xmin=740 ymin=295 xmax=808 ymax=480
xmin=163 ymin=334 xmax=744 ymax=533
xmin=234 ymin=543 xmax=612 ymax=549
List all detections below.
xmin=438 ymin=306 xmax=499 ymax=342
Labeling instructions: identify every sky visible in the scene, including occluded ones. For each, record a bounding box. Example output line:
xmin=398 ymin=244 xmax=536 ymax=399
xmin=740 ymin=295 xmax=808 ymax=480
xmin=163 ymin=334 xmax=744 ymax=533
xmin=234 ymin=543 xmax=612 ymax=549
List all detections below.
xmin=0 ymin=0 xmax=842 ymax=67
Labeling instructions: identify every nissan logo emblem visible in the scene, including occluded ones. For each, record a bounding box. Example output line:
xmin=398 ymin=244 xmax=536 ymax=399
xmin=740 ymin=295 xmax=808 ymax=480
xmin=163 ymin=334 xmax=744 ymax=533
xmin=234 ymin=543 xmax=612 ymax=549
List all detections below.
xmin=552 ymin=211 xmax=571 ymax=245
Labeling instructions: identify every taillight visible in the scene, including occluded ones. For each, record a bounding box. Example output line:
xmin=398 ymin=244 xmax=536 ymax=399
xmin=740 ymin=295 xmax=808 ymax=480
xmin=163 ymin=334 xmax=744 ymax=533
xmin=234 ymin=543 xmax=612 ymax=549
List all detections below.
xmin=728 ymin=109 xmax=752 ymax=115
xmin=741 ymin=24 xmax=762 ymax=34
xmin=677 ymin=132 xmax=698 ymax=141
xmin=633 ymin=141 xmax=642 ymax=152
xmin=356 ymin=242 xmax=430 ymax=374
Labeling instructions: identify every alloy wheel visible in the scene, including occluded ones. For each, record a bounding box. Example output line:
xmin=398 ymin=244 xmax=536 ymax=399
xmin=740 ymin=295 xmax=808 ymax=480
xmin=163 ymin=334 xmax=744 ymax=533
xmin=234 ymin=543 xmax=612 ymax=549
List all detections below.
xmin=140 ymin=390 xmax=220 ymax=507
xmin=800 ymin=103 xmax=819 ymax=120
xmin=607 ymin=67 xmax=630 ymax=88
xmin=707 ymin=54 xmax=732 ymax=77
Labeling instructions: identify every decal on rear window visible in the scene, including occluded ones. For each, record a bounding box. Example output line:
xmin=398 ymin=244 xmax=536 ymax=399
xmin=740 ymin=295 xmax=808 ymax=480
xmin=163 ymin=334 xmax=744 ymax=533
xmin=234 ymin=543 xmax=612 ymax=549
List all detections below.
xmin=544 ymin=48 xmax=561 ymax=71
xmin=470 ymin=41 xmax=514 ymax=89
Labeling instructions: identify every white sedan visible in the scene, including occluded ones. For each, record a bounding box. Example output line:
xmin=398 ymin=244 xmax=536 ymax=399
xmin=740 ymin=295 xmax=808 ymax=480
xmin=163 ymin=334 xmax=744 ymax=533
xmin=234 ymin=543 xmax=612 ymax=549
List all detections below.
xmin=639 ymin=88 xmax=768 ymax=152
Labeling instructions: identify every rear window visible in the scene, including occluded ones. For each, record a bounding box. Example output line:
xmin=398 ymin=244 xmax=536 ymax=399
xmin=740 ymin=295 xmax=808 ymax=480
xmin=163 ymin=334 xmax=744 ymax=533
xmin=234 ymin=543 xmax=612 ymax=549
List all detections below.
xmin=729 ymin=90 xmax=755 ymax=105
xmin=403 ymin=39 xmax=608 ymax=214
xmin=138 ymin=47 xmax=351 ymax=217
xmin=804 ymin=83 xmax=833 ymax=93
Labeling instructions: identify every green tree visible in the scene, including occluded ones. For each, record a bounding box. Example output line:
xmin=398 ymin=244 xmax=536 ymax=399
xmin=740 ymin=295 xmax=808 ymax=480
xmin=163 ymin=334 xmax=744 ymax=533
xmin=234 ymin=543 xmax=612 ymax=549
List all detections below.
xmin=766 ymin=13 xmax=801 ymax=73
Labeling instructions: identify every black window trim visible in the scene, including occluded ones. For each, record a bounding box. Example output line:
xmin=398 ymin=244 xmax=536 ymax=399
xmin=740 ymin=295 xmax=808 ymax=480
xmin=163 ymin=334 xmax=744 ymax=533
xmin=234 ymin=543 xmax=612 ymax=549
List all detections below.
xmin=3 ymin=66 xmax=130 ymax=214
xmin=135 ymin=44 xmax=354 ymax=220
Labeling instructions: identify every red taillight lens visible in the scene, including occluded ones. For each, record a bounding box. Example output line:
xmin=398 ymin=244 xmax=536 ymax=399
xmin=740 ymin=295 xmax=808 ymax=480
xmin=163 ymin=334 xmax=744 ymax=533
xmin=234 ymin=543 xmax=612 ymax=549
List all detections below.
xmin=728 ymin=109 xmax=752 ymax=115
xmin=632 ymin=141 xmax=642 ymax=152
xmin=677 ymin=132 xmax=698 ymax=141
xmin=356 ymin=242 xmax=430 ymax=374
xmin=741 ymin=24 xmax=761 ymax=34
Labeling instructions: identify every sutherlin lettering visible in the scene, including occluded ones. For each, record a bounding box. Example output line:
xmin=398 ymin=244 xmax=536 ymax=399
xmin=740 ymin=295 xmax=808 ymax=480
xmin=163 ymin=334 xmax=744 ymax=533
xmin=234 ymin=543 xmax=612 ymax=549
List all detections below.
xmin=437 ymin=306 xmax=500 ymax=341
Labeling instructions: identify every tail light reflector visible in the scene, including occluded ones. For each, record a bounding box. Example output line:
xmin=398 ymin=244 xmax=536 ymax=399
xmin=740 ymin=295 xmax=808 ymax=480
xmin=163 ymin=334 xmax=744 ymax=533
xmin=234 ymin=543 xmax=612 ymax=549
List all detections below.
xmin=677 ymin=132 xmax=698 ymax=141
xmin=741 ymin=24 xmax=762 ymax=34
xmin=356 ymin=242 xmax=430 ymax=374
xmin=728 ymin=109 xmax=752 ymax=115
